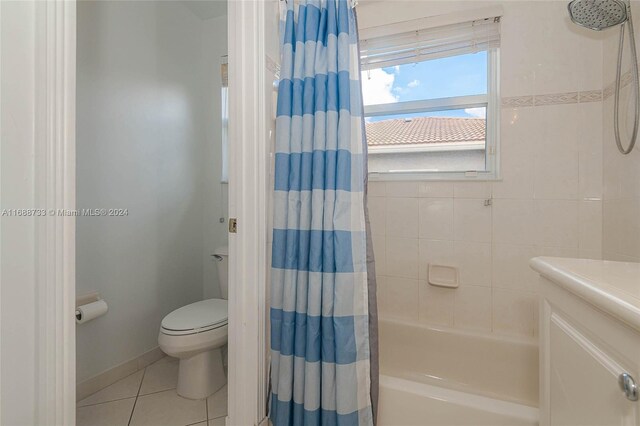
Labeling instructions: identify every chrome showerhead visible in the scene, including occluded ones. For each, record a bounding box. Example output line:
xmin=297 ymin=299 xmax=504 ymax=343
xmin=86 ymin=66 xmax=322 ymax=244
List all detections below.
xmin=568 ymin=0 xmax=628 ymax=30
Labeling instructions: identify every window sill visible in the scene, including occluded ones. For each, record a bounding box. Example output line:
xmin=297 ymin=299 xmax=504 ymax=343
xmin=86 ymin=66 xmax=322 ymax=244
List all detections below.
xmin=368 ymin=171 xmax=502 ymax=182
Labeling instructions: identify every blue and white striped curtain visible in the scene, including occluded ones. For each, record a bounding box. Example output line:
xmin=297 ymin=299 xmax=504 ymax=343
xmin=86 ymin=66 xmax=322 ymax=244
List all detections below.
xmin=269 ymin=0 xmax=375 ymax=425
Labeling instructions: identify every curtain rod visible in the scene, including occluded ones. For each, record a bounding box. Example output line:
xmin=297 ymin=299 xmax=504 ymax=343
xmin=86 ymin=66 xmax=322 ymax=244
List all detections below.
xmin=279 ymin=0 xmax=358 ymax=9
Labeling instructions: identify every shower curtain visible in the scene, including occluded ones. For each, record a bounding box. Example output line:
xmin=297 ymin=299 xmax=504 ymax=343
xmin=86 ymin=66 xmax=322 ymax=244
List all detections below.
xmin=269 ymin=0 xmax=377 ymax=425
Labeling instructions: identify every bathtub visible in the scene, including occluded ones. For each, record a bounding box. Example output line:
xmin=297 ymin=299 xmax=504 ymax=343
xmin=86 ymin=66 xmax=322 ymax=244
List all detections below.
xmin=378 ymin=319 xmax=539 ymax=426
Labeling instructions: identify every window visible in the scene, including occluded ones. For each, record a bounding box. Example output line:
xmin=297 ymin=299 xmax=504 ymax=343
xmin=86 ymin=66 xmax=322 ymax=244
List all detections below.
xmin=221 ymin=56 xmax=229 ymax=183
xmin=360 ymin=15 xmax=501 ymax=180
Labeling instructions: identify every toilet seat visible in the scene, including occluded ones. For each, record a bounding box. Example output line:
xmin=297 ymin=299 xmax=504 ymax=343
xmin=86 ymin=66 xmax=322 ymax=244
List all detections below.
xmin=161 ymin=298 xmax=228 ymax=336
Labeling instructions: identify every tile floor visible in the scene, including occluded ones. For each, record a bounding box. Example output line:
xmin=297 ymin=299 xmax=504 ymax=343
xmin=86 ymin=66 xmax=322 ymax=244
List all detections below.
xmin=77 ymin=357 xmax=227 ymax=426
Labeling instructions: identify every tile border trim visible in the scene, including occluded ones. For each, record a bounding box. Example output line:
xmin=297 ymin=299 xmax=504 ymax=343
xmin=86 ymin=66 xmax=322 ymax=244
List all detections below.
xmin=603 ymin=70 xmax=633 ymax=100
xmin=502 ymin=89 xmax=603 ymax=108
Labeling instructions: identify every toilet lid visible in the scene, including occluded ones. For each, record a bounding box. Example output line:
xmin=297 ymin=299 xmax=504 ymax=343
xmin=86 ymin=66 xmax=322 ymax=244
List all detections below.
xmin=161 ymin=299 xmax=228 ymax=332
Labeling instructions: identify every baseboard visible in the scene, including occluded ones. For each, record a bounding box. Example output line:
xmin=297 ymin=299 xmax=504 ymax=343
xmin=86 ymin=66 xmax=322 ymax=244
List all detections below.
xmin=76 ymin=346 xmax=165 ymax=401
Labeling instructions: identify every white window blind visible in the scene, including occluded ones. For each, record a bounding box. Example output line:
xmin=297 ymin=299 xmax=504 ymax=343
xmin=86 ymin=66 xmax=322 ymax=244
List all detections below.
xmin=360 ymin=16 xmax=501 ymax=71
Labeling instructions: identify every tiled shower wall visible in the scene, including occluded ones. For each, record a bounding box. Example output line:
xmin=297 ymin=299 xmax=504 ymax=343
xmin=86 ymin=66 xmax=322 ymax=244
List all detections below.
xmin=602 ymin=1 xmax=640 ymax=262
xmin=360 ymin=1 xmax=605 ymax=338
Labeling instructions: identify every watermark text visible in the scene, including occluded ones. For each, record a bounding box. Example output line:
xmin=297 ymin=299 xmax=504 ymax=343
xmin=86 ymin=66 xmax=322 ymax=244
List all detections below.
xmin=1 ymin=208 xmax=129 ymax=217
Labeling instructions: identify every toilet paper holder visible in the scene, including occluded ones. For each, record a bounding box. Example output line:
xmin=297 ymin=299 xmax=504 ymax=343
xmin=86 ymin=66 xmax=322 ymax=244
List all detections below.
xmin=76 ymin=291 xmax=100 ymax=308
xmin=75 ymin=292 xmax=108 ymax=324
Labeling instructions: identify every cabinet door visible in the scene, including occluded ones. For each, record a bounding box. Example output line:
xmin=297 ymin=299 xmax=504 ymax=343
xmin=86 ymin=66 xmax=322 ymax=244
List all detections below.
xmin=549 ymin=313 xmax=639 ymax=426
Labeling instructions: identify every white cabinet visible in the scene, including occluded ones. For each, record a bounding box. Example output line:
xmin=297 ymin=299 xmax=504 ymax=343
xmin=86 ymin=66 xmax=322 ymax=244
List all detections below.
xmin=532 ymin=257 xmax=640 ymax=426
xmin=545 ymin=308 xmax=637 ymax=425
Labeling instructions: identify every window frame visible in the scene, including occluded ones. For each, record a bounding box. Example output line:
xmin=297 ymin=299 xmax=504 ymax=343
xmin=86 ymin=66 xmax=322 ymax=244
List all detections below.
xmin=364 ymin=48 xmax=501 ymax=182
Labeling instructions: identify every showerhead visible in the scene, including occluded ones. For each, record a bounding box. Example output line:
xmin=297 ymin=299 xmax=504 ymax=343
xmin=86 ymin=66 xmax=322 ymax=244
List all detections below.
xmin=568 ymin=0 xmax=628 ymax=30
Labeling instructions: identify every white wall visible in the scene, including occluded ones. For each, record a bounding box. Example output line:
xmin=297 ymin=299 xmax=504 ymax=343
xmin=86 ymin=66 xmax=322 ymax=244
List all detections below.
xmin=359 ymin=0 xmax=605 ymax=338
xmin=602 ymin=1 xmax=640 ymax=262
xmin=76 ymin=1 xmax=226 ymax=383
xmin=0 ymin=1 xmax=37 ymax=423
xmin=202 ymin=15 xmax=229 ymax=299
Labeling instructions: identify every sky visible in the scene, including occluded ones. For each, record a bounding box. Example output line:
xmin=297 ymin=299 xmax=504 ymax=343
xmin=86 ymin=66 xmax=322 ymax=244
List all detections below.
xmin=361 ymin=51 xmax=488 ymax=122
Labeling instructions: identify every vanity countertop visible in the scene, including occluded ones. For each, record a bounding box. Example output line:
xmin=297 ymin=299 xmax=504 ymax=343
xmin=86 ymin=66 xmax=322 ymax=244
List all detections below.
xmin=530 ymin=257 xmax=640 ymax=332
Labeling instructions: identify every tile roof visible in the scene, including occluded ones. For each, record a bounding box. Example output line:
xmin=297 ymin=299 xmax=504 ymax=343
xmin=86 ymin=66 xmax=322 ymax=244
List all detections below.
xmin=365 ymin=116 xmax=485 ymax=146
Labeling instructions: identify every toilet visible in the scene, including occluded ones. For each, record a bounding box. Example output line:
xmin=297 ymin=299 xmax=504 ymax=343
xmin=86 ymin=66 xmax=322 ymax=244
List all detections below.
xmin=158 ymin=246 xmax=229 ymax=399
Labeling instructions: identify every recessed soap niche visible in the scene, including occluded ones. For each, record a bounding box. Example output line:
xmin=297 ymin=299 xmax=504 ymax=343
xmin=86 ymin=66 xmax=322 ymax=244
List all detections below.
xmin=428 ymin=264 xmax=459 ymax=289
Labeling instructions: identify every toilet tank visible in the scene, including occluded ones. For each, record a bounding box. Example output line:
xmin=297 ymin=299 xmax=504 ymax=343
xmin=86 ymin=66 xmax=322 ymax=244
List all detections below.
xmin=213 ymin=246 xmax=229 ymax=300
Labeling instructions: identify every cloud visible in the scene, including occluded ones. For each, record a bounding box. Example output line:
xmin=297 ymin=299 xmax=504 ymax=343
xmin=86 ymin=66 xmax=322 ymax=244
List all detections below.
xmin=360 ymin=69 xmax=399 ymax=105
xmin=407 ymin=79 xmax=420 ymax=88
xmin=464 ymin=107 xmax=486 ymax=118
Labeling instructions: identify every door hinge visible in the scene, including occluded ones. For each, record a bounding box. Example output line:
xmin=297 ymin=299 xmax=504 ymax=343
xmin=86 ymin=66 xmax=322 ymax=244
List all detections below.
xmin=229 ymin=218 xmax=238 ymax=233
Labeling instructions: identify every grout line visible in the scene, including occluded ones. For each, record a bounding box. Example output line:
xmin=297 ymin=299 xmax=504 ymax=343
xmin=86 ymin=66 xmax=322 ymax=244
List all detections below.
xmin=127 ymin=366 xmax=147 ymax=426
xmin=185 ymin=420 xmax=208 ymax=426
xmin=77 ymin=395 xmax=137 ymax=409
xmin=77 ymin=368 xmax=145 ymax=405
xmin=205 ymin=391 xmax=209 ymax=421
xmin=489 ymin=184 xmax=495 ymax=334
xmin=137 ymin=386 xmax=177 ymax=398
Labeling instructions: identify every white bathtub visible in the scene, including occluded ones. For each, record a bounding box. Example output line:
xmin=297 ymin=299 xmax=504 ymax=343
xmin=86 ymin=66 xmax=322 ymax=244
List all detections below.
xmin=378 ymin=319 xmax=539 ymax=426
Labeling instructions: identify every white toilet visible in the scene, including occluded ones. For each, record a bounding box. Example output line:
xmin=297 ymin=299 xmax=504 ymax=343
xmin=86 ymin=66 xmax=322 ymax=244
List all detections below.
xmin=158 ymin=246 xmax=229 ymax=399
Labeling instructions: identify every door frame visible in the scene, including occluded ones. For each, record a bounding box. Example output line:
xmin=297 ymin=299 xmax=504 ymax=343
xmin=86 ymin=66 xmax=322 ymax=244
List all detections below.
xmin=226 ymin=0 xmax=270 ymax=425
xmin=28 ymin=0 xmax=270 ymax=424
xmin=33 ymin=1 xmax=77 ymax=424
